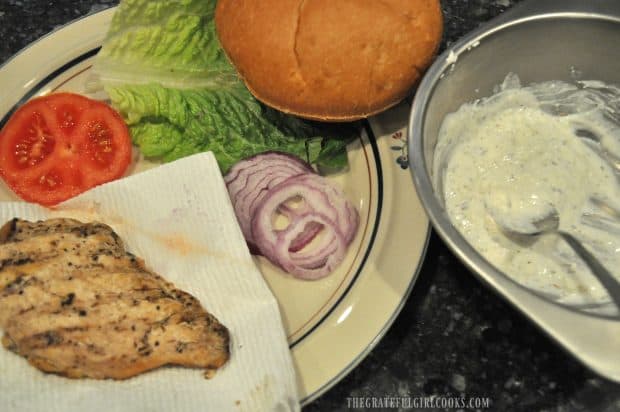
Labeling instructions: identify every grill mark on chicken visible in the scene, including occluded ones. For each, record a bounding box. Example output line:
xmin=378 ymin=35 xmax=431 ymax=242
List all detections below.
xmin=6 ymin=280 xmax=198 ymax=338
xmin=0 ymin=218 xmax=229 ymax=379
xmin=1 ymin=218 xmax=123 ymax=244
xmin=0 ymin=257 xmax=35 ymax=270
xmin=0 ymin=268 xmax=188 ymax=327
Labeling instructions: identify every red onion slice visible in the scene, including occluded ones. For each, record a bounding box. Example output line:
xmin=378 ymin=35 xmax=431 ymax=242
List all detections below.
xmin=252 ymin=181 xmax=341 ymax=245
xmin=288 ymin=220 xmax=324 ymax=252
xmin=254 ymin=173 xmax=358 ymax=244
xmin=229 ymin=163 xmax=306 ymax=204
xmin=273 ymin=214 xmax=347 ymax=280
xmin=227 ymin=151 xmax=359 ymax=279
xmin=251 ymin=177 xmax=358 ymax=279
xmin=290 ymin=227 xmax=340 ymax=269
xmin=224 ymin=152 xmax=315 ymax=247
xmin=225 ymin=151 xmax=314 ymax=187
xmin=232 ymin=169 xmax=299 ymax=243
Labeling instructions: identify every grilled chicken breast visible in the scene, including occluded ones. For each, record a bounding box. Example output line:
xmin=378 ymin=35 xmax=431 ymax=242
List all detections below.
xmin=0 ymin=218 xmax=229 ymax=379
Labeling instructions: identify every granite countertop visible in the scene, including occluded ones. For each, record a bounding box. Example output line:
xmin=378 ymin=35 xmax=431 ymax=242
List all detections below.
xmin=2 ymin=1 xmax=620 ymax=411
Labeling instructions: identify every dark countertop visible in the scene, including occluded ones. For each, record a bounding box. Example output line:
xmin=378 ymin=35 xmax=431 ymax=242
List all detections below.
xmin=1 ymin=1 xmax=620 ymax=411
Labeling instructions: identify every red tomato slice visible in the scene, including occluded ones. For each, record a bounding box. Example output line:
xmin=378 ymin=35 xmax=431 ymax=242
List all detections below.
xmin=0 ymin=93 xmax=132 ymax=206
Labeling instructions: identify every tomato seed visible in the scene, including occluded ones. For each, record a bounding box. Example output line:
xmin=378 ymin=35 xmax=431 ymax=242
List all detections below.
xmin=61 ymin=112 xmax=74 ymax=129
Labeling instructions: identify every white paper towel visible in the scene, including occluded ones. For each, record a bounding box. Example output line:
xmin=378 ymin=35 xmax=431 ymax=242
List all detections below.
xmin=0 ymin=152 xmax=299 ymax=412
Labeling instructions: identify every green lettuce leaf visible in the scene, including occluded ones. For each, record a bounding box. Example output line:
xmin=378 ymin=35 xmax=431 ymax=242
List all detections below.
xmin=94 ymin=0 xmax=356 ymax=172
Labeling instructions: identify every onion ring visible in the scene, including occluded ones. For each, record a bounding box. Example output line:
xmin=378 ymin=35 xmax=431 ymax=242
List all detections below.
xmin=227 ymin=151 xmax=359 ymax=279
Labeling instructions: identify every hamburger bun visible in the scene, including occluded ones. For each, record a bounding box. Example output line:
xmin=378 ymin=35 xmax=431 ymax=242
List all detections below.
xmin=215 ymin=0 xmax=443 ymax=122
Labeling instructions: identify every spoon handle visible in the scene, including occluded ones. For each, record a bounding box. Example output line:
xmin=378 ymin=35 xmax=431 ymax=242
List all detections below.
xmin=559 ymin=231 xmax=620 ymax=311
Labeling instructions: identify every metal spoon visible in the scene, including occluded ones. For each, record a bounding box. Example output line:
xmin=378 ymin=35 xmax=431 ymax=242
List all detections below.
xmin=486 ymin=202 xmax=620 ymax=311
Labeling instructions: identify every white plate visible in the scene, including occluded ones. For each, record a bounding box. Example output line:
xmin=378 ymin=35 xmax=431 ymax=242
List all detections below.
xmin=0 ymin=8 xmax=430 ymax=405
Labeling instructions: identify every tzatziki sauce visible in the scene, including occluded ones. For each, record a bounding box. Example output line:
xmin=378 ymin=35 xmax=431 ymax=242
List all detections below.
xmin=434 ymin=74 xmax=620 ymax=310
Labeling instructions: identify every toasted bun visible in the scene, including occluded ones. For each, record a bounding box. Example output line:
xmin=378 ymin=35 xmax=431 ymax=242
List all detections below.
xmin=215 ymin=0 xmax=443 ymax=122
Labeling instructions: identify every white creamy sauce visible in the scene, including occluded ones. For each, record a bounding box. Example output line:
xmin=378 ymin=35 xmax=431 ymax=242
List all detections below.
xmin=434 ymin=74 xmax=620 ymax=308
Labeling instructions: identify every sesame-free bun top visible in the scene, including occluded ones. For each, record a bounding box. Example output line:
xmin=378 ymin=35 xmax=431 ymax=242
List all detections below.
xmin=215 ymin=0 xmax=443 ymax=122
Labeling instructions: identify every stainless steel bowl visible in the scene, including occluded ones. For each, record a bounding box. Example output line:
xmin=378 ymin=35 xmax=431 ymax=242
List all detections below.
xmin=408 ymin=0 xmax=620 ymax=382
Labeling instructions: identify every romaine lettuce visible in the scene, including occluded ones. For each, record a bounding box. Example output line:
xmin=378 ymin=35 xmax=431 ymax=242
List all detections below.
xmin=94 ymin=0 xmax=355 ymax=172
